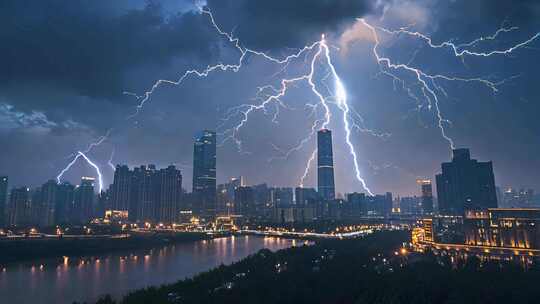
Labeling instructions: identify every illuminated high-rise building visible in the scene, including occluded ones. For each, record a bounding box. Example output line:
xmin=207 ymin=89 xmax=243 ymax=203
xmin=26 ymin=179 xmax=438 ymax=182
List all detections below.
xmin=192 ymin=130 xmax=217 ymax=217
xmin=110 ymin=165 xmax=131 ymax=211
xmin=436 ymin=148 xmax=498 ymax=215
xmin=317 ymin=129 xmax=335 ymax=201
xmin=155 ymin=165 xmax=182 ymax=223
xmin=417 ymin=179 xmax=434 ymax=214
xmin=73 ymin=177 xmax=95 ymax=223
xmin=130 ymin=165 xmax=156 ymax=223
xmin=0 ymin=176 xmax=7 ymax=227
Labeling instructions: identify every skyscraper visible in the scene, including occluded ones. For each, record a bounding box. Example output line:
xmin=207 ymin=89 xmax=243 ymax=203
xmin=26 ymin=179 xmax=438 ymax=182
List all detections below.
xmin=416 ymin=179 xmax=434 ymax=214
xmin=73 ymin=177 xmax=95 ymax=223
xmin=8 ymin=187 xmax=31 ymax=226
xmin=110 ymin=165 xmax=131 ymax=212
xmin=0 ymin=176 xmax=7 ymax=227
xmin=317 ymin=129 xmax=335 ymax=201
xmin=436 ymin=148 xmax=498 ymax=215
xmin=55 ymin=182 xmax=74 ymax=224
xmin=131 ymin=165 xmax=157 ymax=223
xmin=155 ymin=165 xmax=182 ymax=223
xmin=193 ymin=130 xmax=217 ymax=217
xmin=40 ymin=180 xmax=57 ymax=226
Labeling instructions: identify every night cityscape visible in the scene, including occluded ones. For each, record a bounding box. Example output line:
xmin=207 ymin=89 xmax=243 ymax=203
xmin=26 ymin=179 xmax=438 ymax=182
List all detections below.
xmin=1 ymin=1 xmax=540 ymax=304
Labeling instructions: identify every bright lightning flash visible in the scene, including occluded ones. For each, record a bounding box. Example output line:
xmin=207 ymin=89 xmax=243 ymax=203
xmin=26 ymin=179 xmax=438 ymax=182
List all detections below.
xmin=358 ymin=19 xmax=540 ymax=150
xmin=61 ymin=7 xmax=538 ymax=197
xmin=56 ymin=151 xmax=104 ymax=193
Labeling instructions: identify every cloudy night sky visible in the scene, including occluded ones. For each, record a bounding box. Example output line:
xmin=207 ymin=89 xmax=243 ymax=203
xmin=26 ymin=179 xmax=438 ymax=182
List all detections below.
xmin=1 ymin=0 xmax=539 ymax=196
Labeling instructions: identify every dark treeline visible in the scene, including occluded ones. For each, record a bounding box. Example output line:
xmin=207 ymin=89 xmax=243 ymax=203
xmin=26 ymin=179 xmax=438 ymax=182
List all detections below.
xmin=84 ymin=230 xmax=540 ymax=304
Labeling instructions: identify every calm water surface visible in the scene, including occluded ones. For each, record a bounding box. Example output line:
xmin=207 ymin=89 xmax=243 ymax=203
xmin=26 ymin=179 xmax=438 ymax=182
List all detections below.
xmin=0 ymin=236 xmax=304 ymax=304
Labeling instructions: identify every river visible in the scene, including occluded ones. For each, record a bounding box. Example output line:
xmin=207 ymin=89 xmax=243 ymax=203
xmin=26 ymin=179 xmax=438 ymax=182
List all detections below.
xmin=0 ymin=235 xmax=306 ymax=304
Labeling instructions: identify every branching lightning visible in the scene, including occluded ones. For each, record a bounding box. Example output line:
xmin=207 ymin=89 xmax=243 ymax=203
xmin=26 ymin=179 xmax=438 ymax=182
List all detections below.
xmin=56 ymin=151 xmax=104 ymax=192
xmin=58 ymin=6 xmax=538 ymax=197
xmin=108 ymin=148 xmax=116 ymax=171
xmin=358 ymin=19 xmax=540 ymax=149
xmin=57 ymin=130 xmax=111 ymax=191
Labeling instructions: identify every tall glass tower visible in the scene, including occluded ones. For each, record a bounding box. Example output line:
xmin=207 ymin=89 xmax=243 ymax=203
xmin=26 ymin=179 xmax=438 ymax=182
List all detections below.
xmin=193 ymin=130 xmax=217 ymax=216
xmin=317 ymin=129 xmax=335 ymax=201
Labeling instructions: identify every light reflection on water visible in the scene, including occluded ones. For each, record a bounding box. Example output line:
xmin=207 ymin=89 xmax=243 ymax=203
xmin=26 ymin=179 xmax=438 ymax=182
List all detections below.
xmin=0 ymin=236 xmax=307 ymax=304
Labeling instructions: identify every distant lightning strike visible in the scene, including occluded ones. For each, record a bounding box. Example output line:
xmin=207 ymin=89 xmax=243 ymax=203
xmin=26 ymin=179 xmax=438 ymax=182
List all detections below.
xmin=56 ymin=151 xmax=104 ymax=192
xmin=123 ymin=8 xmax=375 ymax=194
xmin=223 ymin=33 xmax=374 ymax=194
xmin=108 ymin=148 xmax=116 ymax=171
xmin=57 ymin=130 xmax=111 ymax=190
xmin=358 ymin=19 xmax=540 ymax=150
xmin=60 ymin=7 xmax=537 ymax=196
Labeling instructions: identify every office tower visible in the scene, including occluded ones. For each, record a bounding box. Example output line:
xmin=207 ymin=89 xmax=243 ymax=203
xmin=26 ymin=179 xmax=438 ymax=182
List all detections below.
xmin=0 ymin=176 xmax=7 ymax=227
xmin=416 ymin=179 xmax=434 ymax=214
xmin=128 ymin=165 xmax=156 ymax=223
xmin=234 ymin=186 xmax=254 ymax=216
xmin=317 ymin=129 xmax=335 ymax=200
xmin=73 ymin=177 xmax=95 ymax=223
xmin=40 ymin=180 xmax=57 ymax=226
xmin=55 ymin=182 xmax=74 ymax=224
xmin=436 ymin=148 xmax=497 ymax=215
xmin=155 ymin=165 xmax=182 ymax=223
xmin=8 ymin=187 xmax=31 ymax=226
xmin=134 ymin=165 xmax=157 ymax=223
xmin=110 ymin=165 xmax=131 ymax=211
xmin=295 ymin=187 xmax=319 ymax=206
xmin=193 ymin=130 xmax=217 ymax=217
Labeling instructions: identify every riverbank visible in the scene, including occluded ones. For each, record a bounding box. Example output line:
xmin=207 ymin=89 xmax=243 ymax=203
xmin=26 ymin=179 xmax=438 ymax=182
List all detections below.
xmin=89 ymin=230 xmax=540 ymax=304
xmin=0 ymin=231 xmax=210 ymax=264
xmin=88 ymin=230 xmax=408 ymax=304
xmin=0 ymin=235 xmax=297 ymax=304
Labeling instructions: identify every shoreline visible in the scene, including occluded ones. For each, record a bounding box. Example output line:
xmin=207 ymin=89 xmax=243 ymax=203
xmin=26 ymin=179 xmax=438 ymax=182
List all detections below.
xmin=0 ymin=231 xmax=212 ymax=265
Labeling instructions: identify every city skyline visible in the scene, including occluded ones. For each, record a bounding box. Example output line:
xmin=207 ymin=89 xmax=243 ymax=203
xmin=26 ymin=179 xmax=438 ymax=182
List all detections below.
xmin=2 ymin=2 xmax=540 ymax=304
xmin=1 ymin=1 xmax=540 ymax=197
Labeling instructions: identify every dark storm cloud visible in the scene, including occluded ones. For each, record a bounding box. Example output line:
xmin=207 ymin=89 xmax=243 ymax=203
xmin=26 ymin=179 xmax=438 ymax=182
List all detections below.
xmin=0 ymin=0 xmax=217 ymax=99
xmin=206 ymin=0 xmax=373 ymax=50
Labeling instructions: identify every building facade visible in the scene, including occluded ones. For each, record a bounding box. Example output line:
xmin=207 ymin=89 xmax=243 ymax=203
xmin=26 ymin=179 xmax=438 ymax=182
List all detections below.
xmin=417 ymin=179 xmax=434 ymax=214
xmin=193 ymin=130 xmax=217 ymax=217
xmin=436 ymin=148 xmax=497 ymax=215
xmin=73 ymin=177 xmax=95 ymax=223
xmin=110 ymin=165 xmax=131 ymax=211
xmin=317 ymin=129 xmax=335 ymax=201
xmin=8 ymin=187 xmax=31 ymax=226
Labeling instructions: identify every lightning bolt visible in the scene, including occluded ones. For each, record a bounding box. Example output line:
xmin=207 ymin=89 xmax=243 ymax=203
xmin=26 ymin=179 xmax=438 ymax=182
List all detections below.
xmin=358 ymin=19 xmax=540 ymax=150
xmin=217 ymin=32 xmax=374 ymax=195
xmin=64 ymin=7 xmax=537 ymax=199
xmin=56 ymin=151 xmax=104 ymax=193
xmin=57 ymin=130 xmax=111 ymax=191
xmin=108 ymin=148 xmax=116 ymax=171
